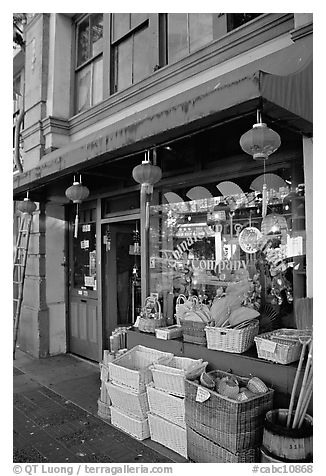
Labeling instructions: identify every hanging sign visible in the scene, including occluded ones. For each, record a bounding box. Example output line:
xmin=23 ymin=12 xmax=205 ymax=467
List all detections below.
xmin=81 ymin=240 xmax=89 ymax=249
xmin=239 ymin=227 xmax=262 ymax=254
xmin=196 ymin=386 xmax=211 ymax=403
xmin=82 ymin=224 xmax=91 ymax=232
xmin=84 ymin=276 xmax=95 ymax=287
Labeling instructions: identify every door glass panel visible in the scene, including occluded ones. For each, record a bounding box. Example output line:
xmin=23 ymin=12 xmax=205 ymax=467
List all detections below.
xmin=168 ymin=13 xmax=188 ymax=63
xmin=73 ymin=222 xmax=97 ymax=290
xmin=189 ymin=14 xmax=213 ymax=52
xmin=103 ymin=220 xmax=141 ymax=337
xmin=133 ymin=27 xmax=150 ymax=83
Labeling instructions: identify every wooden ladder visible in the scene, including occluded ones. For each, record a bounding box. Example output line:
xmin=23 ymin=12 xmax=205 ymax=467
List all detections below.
xmin=13 ymin=213 xmax=33 ymax=359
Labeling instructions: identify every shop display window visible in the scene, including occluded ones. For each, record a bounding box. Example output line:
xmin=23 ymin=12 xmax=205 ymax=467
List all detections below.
xmin=149 ymin=175 xmax=306 ymax=326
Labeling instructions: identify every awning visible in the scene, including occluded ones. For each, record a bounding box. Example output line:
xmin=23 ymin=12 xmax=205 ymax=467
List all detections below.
xmin=13 ymin=38 xmax=312 ymax=198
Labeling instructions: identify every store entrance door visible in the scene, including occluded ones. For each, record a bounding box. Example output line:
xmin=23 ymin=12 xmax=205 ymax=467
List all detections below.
xmin=102 ymin=218 xmax=141 ymax=348
xmin=68 ymin=201 xmax=101 ymax=361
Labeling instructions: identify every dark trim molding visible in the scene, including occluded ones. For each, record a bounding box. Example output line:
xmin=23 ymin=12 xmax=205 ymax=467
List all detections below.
xmin=291 ymin=22 xmax=313 ymax=42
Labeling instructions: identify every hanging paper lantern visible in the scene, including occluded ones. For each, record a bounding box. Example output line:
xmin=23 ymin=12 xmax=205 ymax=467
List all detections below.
xmin=240 ymin=122 xmax=281 ymax=160
xmin=65 ymin=176 xmax=90 ymax=238
xmin=65 ymin=180 xmax=90 ymax=204
xmin=261 ymin=213 xmax=288 ymax=236
xmin=132 ymin=151 xmax=162 ymax=194
xmin=17 ymin=197 xmax=37 ymax=214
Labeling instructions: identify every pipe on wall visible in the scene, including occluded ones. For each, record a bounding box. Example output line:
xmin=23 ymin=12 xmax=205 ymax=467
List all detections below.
xmin=14 ymin=109 xmax=24 ymax=173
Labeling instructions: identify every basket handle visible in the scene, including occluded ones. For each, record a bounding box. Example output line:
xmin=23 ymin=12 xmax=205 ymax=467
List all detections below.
xmin=176 ymin=294 xmax=187 ymax=305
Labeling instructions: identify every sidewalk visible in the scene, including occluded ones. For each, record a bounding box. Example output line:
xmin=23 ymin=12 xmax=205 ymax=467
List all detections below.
xmin=13 ymin=350 xmax=187 ymax=464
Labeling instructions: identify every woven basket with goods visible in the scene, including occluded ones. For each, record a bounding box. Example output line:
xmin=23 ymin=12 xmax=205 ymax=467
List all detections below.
xmin=178 ymin=295 xmax=212 ymax=345
xmin=185 ymin=369 xmax=274 ymax=453
xmin=151 ymin=356 xmax=208 ymax=397
xmin=254 ymin=329 xmax=313 ymax=364
xmin=108 ymin=345 xmax=173 ymax=393
xmin=138 ymin=296 xmax=166 ymax=333
xmin=187 ymin=426 xmax=259 ymax=463
xmin=205 ymin=319 xmax=259 ymax=353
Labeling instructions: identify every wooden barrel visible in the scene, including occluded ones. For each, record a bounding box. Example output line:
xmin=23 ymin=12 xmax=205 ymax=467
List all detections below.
xmin=262 ymin=409 xmax=313 ymax=462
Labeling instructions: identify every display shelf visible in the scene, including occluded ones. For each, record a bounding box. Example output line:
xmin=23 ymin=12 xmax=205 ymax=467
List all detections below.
xmin=127 ymin=328 xmax=312 ymax=415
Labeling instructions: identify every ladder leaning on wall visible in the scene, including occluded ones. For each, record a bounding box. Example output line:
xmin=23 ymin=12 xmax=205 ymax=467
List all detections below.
xmin=13 ymin=196 xmax=37 ymax=359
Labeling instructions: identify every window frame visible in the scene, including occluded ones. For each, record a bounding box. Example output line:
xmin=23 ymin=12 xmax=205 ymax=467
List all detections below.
xmin=110 ymin=14 xmax=150 ymax=94
xmin=74 ymin=13 xmax=104 ymax=114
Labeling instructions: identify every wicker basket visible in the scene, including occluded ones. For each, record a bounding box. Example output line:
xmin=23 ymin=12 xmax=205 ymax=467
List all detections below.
xmin=138 ymin=317 xmax=166 ymax=333
xmin=184 ymin=377 xmax=274 ymax=452
xmin=179 ymin=319 xmax=209 ymax=345
xmin=151 ymin=356 xmax=207 ymax=397
xmin=254 ymin=329 xmax=312 ymax=364
xmin=106 ymin=382 xmax=149 ymax=419
xmin=138 ymin=297 xmax=166 ymax=333
xmin=187 ymin=426 xmax=259 ymax=463
xmin=97 ymin=399 xmax=111 ymax=420
xmin=108 ymin=345 xmax=173 ymax=393
xmin=100 ymin=363 xmax=110 ymax=382
xmin=147 ymin=383 xmax=185 ymax=428
xmin=148 ymin=412 xmax=187 ymax=458
xmin=100 ymin=383 xmax=111 ymax=405
xmin=110 ymin=406 xmax=150 ymax=440
xmin=205 ymin=320 xmax=259 ymax=353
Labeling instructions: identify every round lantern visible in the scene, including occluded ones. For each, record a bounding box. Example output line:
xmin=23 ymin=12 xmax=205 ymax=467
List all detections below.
xmin=65 ymin=181 xmax=90 ymax=203
xmin=261 ymin=213 xmax=288 ymax=236
xmin=132 ymin=151 xmax=162 ymax=194
xmin=17 ymin=197 xmax=37 ymax=214
xmin=65 ymin=176 xmax=90 ymax=238
xmin=240 ymin=121 xmax=281 ymax=160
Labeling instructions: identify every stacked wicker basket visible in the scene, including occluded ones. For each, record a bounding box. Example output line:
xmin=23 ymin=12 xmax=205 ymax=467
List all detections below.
xmin=97 ymin=353 xmax=113 ymax=420
xmin=106 ymin=345 xmax=173 ymax=441
xmin=185 ymin=371 xmax=274 ymax=463
xmin=147 ymin=356 xmax=207 ymax=458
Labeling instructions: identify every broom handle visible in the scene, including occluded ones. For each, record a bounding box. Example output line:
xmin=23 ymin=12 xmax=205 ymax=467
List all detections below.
xmin=287 ymin=342 xmax=307 ymax=427
xmin=297 ymin=376 xmax=313 ymax=429
xmin=292 ymin=343 xmax=313 ymax=429
xmin=294 ymin=369 xmax=312 ymax=425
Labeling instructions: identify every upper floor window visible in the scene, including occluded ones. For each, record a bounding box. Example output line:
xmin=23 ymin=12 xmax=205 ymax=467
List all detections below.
xmin=75 ymin=14 xmax=103 ymax=113
xmin=111 ymin=13 xmax=151 ymax=93
xmin=165 ymin=13 xmax=214 ymax=64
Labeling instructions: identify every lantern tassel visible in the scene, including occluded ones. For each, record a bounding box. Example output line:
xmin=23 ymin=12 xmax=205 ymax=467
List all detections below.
xmin=74 ymin=203 xmax=79 ymax=238
xmin=262 ymin=183 xmax=267 ymax=218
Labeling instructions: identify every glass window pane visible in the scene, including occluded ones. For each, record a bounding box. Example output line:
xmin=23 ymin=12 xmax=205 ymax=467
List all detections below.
xmin=92 ymin=57 xmax=103 ymax=105
xmin=112 ymin=13 xmax=130 ymax=41
xmin=133 ymin=27 xmax=150 ymax=83
xmin=189 ymin=14 xmax=213 ymax=53
xmin=73 ymin=222 xmax=97 ymax=290
xmin=116 ymin=38 xmax=133 ymax=91
xmin=76 ymin=65 xmax=91 ymax=113
xmin=90 ymin=14 xmax=103 ymax=57
xmin=167 ymin=13 xmax=188 ymax=63
xmin=131 ymin=13 xmax=148 ymax=28
xmin=77 ymin=18 xmax=90 ymax=66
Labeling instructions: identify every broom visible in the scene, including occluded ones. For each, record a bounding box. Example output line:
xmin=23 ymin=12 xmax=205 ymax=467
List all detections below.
xmin=292 ymin=341 xmax=313 ymax=429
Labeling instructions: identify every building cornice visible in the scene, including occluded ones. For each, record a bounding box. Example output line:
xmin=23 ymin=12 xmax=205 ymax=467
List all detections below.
xmin=41 ymin=116 xmax=70 ymax=136
xmin=291 ymin=22 xmax=313 ymax=42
